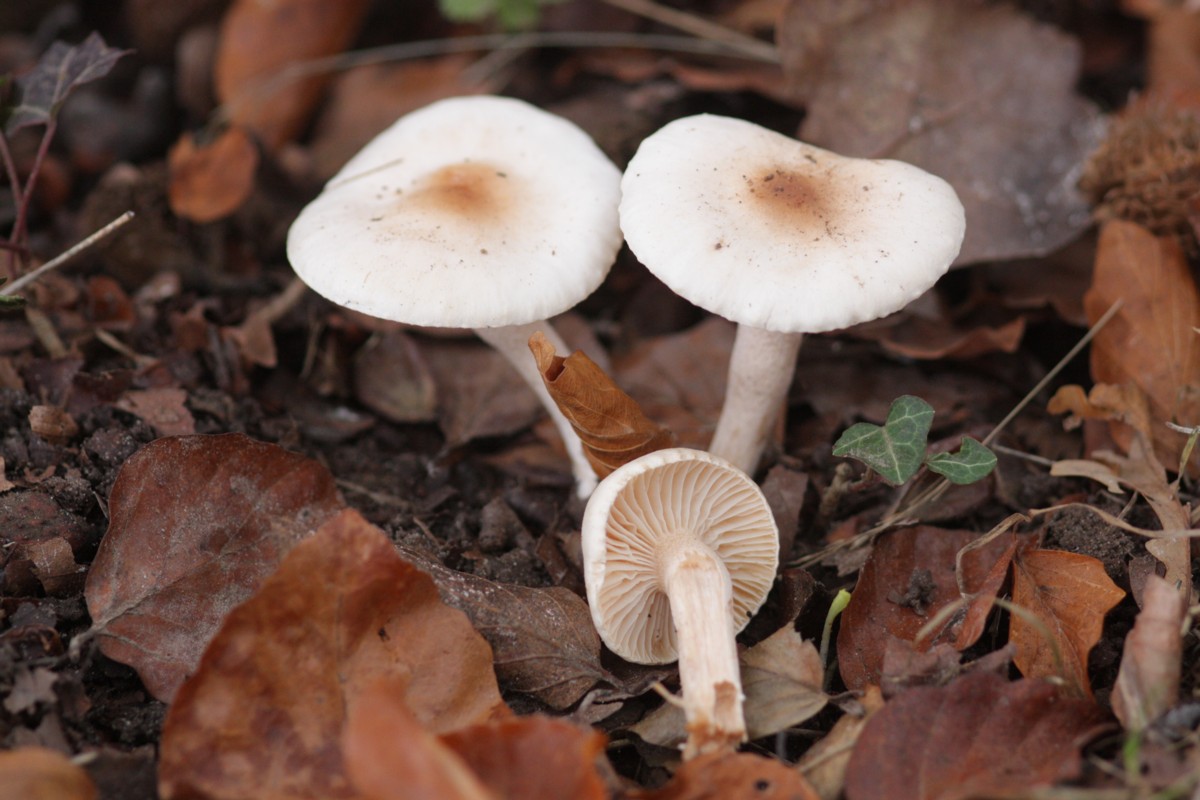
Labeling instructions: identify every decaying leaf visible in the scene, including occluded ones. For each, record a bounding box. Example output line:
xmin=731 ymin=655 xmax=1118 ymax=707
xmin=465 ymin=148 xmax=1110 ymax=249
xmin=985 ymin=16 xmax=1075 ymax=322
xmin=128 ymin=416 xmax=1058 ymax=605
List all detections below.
xmin=85 ymin=433 xmax=345 ymax=701
xmin=845 ymin=672 xmax=1111 ymax=800
xmin=779 ymin=0 xmax=1103 ymax=265
xmin=529 ymin=331 xmax=674 ymax=479
xmin=423 ymin=338 xmax=544 ymax=447
xmin=0 ymin=746 xmax=97 ymax=800
xmin=634 ymin=752 xmax=820 ymax=800
xmin=400 ymin=547 xmax=614 ymax=710
xmin=158 ymin=509 xmax=507 ymax=800
xmin=167 ymin=125 xmax=259 ymax=223
xmin=113 ymin=388 xmax=196 ymax=437
xmin=795 ymin=686 xmax=885 ymax=800
xmin=1113 ymin=574 xmax=1186 ymax=731
xmin=6 ymin=32 xmax=130 ymax=133
xmin=1010 ymin=548 xmax=1126 ymax=698
xmin=1084 ymin=220 xmax=1200 ymax=474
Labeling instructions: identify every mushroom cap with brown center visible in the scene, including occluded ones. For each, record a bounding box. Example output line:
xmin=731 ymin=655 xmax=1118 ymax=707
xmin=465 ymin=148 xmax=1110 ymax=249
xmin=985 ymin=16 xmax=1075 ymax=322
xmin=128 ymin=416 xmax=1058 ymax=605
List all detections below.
xmin=581 ymin=448 xmax=779 ymax=664
xmin=287 ymin=95 xmax=623 ymax=329
xmin=619 ymin=114 xmax=966 ymax=334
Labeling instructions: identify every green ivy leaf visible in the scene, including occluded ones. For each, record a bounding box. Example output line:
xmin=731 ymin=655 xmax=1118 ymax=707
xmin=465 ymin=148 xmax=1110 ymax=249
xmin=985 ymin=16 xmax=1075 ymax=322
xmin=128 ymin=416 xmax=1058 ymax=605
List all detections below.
xmin=832 ymin=395 xmax=934 ymax=485
xmin=437 ymin=0 xmax=562 ymax=29
xmin=6 ymin=32 xmax=130 ymax=134
xmin=925 ymin=437 xmax=998 ymax=484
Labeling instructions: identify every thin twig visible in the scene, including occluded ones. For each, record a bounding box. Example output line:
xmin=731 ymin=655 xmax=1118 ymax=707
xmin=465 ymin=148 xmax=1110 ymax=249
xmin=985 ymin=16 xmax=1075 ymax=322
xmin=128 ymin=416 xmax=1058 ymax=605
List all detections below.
xmin=0 ymin=211 xmax=135 ymax=297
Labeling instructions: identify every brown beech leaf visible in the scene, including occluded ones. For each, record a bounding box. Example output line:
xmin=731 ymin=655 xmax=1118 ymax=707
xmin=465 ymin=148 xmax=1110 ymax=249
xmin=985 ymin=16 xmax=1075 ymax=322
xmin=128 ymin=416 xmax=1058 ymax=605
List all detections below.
xmin=529 ymin=331 xmax=674 ymax=479
xmin=1085 ymin=220 xmax=1200 ymax=472
xmin=0 ymin=746 xmax=97 ymax=800
xmin=1113 ymin=575 xmax=1186 ymax=731
xmin=113 ymin=388 xmax=196 ymax=437
xmin=860 ymin=314 xmax=1026 ymax=361
xmin=634 ymin=752 xmax=820 ymax=800
xmin=159 ymin=509 xmax=507 ymax=800
xmin=1010 ymin=548 xmax=1126 ymax=698
xmin=85 ymin=433 xmax=345 ymax=702
xmin=214 ymin=0 xmax=373 ymax=150
xmin=167 ymin=125 xmax=259 ymax=223
xmin=795 ymin=686 xmax=885 ymax=800
xmin=422 ymin=338 xmax=543 ymax=447
xmin=400 ymin=547 xmax=614 ymax=710
xmin=837 ymin=526 xmax=1013 ymax=690
xmin=845 ymin=672 xmax=1111 ymax=800
xmin=779 ymin=0 xmax=1102 ymax=265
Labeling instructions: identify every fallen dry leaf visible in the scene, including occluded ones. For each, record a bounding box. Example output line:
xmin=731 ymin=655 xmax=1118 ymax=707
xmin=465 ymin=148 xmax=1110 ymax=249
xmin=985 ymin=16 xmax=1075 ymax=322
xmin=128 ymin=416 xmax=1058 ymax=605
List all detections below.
xmin=214 ymin=0 xmax=372 ymax=150
xmin=159 ymin=509 xmax=507 ymax=800
xmin=845 ymin=672 xmax=1110 ymax=800
xmin=837 ymin=526 xmax=1012 ymax=690
xmin=28 ymin=404 xmax=78 ymax=444
xmin=779 ymin=0 xmax=1103 ymax=265
xmin=795 ymin=686 xmax=885 ymax=800
xmin=1010 ymin=548 xmax=1126 ymax=698
xmin=1113 ymin=574 xmax=1186 ymax=731
xmin=85 ymin=433 xmax=345 ymax=701
xmin=1085 ymin=220 xmax=1200 ymax=472
xmin=530 ymin=331 xmax=674 ymax=479
xmin=400 ymin=547 xmax=614 ymax=710
xmin=857 ymin=314 xmax=1026 ymax=361
xmin=353 ymin=330 xmax=438 ymax=423
xmin=0 ymin=746 xmax=97 ymax=800
xmin=167 ymin=125 xmax=258 ymax=223
xmin=634 ymin=752 xmax=820 ymax=800
xmin=113 ymin=388 xmax=196 ymax=437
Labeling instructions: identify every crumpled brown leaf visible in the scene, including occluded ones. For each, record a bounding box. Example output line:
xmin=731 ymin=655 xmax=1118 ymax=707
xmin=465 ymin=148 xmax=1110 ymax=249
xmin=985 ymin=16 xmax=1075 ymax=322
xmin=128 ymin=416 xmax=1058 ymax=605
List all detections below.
xmin=1113 ymin=574 xmax=1186 ymax=732
xmin=529 ymin=331 xmax=674 ymax=479
xmin=845 ymin=672 xmax=1111 ymax=800
xmin=1010 ymin=548 xmax=1126 ymax=698
xmin=0 ymin=746 xmax=97 ymax=800
xmin=167 ymin=125 xmax=259 ymax=223
xmin=779 ymin=0 xmax=1104 ymax=265
xmin=85 ymin=433 xmax=345 ymax=701
xmin=158 ymin=509 xmax=507 ymax=800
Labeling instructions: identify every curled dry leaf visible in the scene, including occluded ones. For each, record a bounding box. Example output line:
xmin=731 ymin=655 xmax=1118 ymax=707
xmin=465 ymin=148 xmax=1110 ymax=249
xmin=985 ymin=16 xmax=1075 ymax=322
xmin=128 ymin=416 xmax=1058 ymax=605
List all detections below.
xmin=529 ymin=331 xmax=674 ymax=479
xmin=1113 ymin=574 xmax=1186 ymax=732
xmin=1010 ymin=548 xmax=1126 ymax=698
xmin=167 ymin=125 xmax=259 ymax=223
xmin=0 ymin=746 xmax=97 ymax=800
xmin=85 ymin=433 xmax=345 ymax=701
xmin=159 ymin=509 xmax=507 ymax=800
xmin=214 ymin=0 xmax=373 ymax=150
xmin=634 ymin=752 xmax=820 ymax=800
xmin=845 ymin=672 xmax=1111 ymax=800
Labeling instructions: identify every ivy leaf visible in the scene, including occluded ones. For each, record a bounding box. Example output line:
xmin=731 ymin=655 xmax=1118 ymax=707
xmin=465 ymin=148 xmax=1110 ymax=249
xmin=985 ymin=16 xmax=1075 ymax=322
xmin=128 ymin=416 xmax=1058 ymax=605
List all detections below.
xmin=437 ymin=0 xmax=560 ymax=29
xmin=925 ymin=436 xmax=998 ymax=485
xmin=6 ymin=32 xmax=130 ymax=134
xmin=832 ymin=395 xmax=934 ymax=485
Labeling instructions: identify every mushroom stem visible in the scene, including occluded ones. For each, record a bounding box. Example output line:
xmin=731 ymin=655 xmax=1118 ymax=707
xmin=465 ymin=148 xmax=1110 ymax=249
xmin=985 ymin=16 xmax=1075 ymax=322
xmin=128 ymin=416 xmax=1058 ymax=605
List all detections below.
xmin=663 ymin=541 xmax=745 ymax=759
xmin=474 ymin=322 xmax=599 ymax=498
xmin=708 ymin=325 xmax=804 ymax=475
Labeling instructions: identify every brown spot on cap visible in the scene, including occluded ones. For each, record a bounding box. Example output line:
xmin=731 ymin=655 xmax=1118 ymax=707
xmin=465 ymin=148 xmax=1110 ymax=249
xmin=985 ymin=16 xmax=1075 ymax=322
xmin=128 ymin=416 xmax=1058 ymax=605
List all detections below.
xmin=404 ymin=162 xmax=515 ymax=223
xmin=744 ymin=166 xmax=837 ymax=232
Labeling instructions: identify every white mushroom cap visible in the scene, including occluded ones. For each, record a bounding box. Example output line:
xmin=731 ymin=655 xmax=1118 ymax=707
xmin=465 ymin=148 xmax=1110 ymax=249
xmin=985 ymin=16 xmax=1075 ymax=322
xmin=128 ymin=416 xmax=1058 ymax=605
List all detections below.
xmin=287 ymin=95 xmax=623 ymax=329
xmin=619 ymin=114 xmax=966 ymax=334
xmin=582 ymin=447 xmax=779 ymax=664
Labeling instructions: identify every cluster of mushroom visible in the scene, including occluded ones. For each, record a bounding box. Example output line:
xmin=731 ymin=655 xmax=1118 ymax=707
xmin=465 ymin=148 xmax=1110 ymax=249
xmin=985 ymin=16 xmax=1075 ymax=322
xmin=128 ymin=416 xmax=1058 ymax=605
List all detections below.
xmin=286 ymin=96 xmax=966 ymax=760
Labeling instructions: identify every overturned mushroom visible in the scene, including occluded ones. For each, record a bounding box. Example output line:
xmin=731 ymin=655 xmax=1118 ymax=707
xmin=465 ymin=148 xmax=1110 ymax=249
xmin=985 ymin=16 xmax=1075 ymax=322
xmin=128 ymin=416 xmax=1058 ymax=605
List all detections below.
xmin=582 ymin=447 xmax=778 ymax=759
xmin=619 ymin=114 xmax=966 ymax=474
xmin=287 ymin=95 xmax=623 ymax=497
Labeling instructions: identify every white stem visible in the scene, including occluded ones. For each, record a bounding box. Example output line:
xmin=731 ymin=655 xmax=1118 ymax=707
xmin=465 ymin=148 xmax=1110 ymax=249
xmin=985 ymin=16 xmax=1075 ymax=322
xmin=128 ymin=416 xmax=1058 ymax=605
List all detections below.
xmin=474 ymin=321 xmax=598 ymax=498
xmin=663 ymin=542 xmax=744 ymax=759
xmin=708 ymin=326 xmax=804 ymax=475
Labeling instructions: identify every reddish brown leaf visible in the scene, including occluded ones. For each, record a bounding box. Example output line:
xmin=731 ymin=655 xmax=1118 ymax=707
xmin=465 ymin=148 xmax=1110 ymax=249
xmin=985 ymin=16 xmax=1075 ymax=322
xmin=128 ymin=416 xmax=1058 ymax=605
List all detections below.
xmin=837 ymin=526 xmax=1012 ymax=690
xmin=85 ymin=433 xmax=345 ymax=701
xmin=442 ymin=716 xmax=608 ymax=800
xmin=113 ymin=388 xmax=196 ymax=437
xmin=845 ymin=672 xmax=1111 ymax=800
xmin=159 ymin=509 xmax=507 ymax=800
xmin=529 ymin=331 xmax=674 ymax=479
xmin=795 ymin=686 xmax=885 ymax=800
xmin=422 ymin=338 xmax=543 ymax=447
xmin=779 ymin=0 xmax=1102 ymax=265
xmin=167 ymin=125 xmax=259 ymax=223
xmin=954 ymin=536 xmax=1021 ymax=651
xmin=1085 ymin=220 xmax=1200 ymax=471
xmin=1010 ymin=548 xmax=1126 ymax=698
xmin=0 ymin=746 xmax=97 ymax=800
xmin=862 ymin=314 xmax=1026 ymax=361
xmin=214 ymin=0 xmax=372 ymax=150
xmin=1113 ymin=574 xmax=1186 ymax=731
xmin=633 ymin=752 xmax=820 ymax=800
xmin=353 ymin=330 xmax=438 ymax=424
xmin=28 ymin=404 xmax=78 ymax=445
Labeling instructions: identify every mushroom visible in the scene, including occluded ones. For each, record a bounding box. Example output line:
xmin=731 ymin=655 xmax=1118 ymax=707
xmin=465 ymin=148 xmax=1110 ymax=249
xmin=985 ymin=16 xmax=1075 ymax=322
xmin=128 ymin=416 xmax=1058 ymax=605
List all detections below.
xmin=287 ymin=95 xmax=623 ymax=497
xmin=582 ymin=447 xmax=778 ymax=759
xmin=619 ymin=114 xmax=966 ymax=474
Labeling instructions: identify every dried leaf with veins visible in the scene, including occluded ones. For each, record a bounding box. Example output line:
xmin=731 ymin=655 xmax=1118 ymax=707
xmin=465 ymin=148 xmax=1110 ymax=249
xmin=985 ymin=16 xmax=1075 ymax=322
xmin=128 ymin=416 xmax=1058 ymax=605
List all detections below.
xmin=529 ymin=331 xmax=674 ymax=479
xmin=1010 ymin=548 xmax=1126 ymax=698
xmin=158 ymin=509 xmax=506 ymax=800
xmin=1113 ymin=574 xmax=1186 ymax=732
